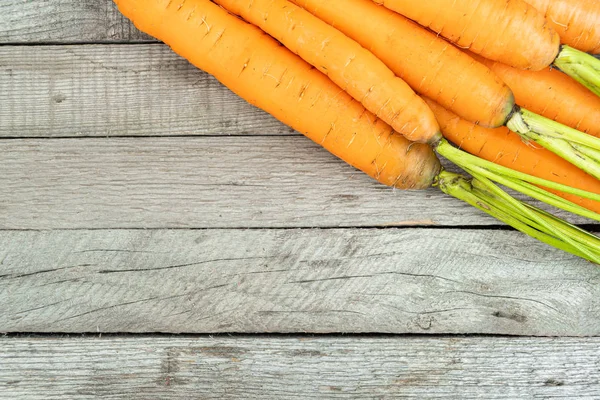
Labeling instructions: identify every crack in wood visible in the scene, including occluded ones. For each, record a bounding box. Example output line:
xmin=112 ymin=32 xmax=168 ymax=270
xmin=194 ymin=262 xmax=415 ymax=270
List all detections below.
xmin=12 ymin=298 xmax=77 ymax=316
xmin=446 ymin=290 xmax=559 ymax=313
xmin=0 ymin=265 xmax=86 ymax=279
xmin=50 ymin=293 xmax=192 ymax=324
xmin=288 ymin=271 xmax=459 ymax=284
xmin=97 ymin=257 xmax=269 ymax=274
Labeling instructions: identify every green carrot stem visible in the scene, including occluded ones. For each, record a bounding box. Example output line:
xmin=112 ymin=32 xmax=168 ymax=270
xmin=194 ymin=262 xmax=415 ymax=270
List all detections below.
xmin=435 ymin=139 xmax=600 ymax=223
xmin=437 ymin=171 xmax=564 ymax=249
xmin=436 ymin=170 xmax=600 ymax=263
xmin=553 ymin=45 xmax=600 ymax=97
xmin=469 ymin=179 xmax=561 ymax=235
xmin=435 ymin=139 xmax=600 ymax=262
xmin=508 ymin=108 xmax=600 ymax=149
xmin=470 ymin=183 xmax=595 ymax=255
xmin=523 ymin=204 xmax=600 ymax=253
xmin=435 ymin=139 xmax=600 ymax=202
xmin=469 ymin=175 xmax=600 ymax=262
xmin=465 ymin=164 xmax=600 ymax=222
xmin=506 ymin=108 xmax=600 ymax=180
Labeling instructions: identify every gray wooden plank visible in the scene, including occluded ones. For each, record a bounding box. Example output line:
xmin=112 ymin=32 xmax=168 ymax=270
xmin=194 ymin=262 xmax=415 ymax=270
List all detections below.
xmin=1 ymin=136 xmax=590 ymax=229
xmin=0 ymin=136 xmax=505 ymax=229
xmin=0 ymin=0 xmax=149 ymax=43
xmin=2 ymin=43 xmax=590 ymax=140
xmin=1 ymin=229 xmax=599 ymax=335
xmin=0 ymin=45 xmax=291 ymax=138
xmin=0 ymin=45 xmax=594 ymax=227
xmin=1 ymin=336 xmax=600 ymax=399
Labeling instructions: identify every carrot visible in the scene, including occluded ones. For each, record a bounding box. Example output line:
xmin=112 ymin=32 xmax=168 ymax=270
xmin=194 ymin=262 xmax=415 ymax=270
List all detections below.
xmin=470 ymin=52 xmax=600 ymax=137
xmin=425 ymin=97 xmax=600 ymax=214
xmin=113 ymin=0 xmax=438 ymax=188
xmin=292 ymin=0 xmax=600 ymax=181
xmin=373 ymin=0 xmax=558 ymax=70
xmin=373 ymin=0 xmax=600 ymax=96
xmin=114 ymin=0 xmax=600 ymax=261
xmin=523 ymin=0 xmax=600 ymax=54
xmin=290 ymin=0 xmax=514 ymax=128
xmin=212 ymin=0 xmax=440 ymax=144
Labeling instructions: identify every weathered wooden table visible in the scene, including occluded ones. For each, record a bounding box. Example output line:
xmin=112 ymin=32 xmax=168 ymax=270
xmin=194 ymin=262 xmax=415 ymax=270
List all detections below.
xmin=1 ymin=2 xmax=600 ymax=398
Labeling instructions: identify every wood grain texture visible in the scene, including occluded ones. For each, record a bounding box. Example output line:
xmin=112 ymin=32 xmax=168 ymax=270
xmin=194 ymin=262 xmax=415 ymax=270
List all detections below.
xmin=0 ymin=47 xmax=593 ymax=227
xmin=0 ymin=0 xmax=149 ymax=43
xmin=2 ymin=136 xmax=590 ymax=229
xmin=0 ymin=45 xmax=291 ymax=138
xmin=2 ymin=44 xmax=592 ymax=139
xmin=2 ymin=229 xmax=599 ymax=335
xmin=0 ymin=136 xmax=501 ymax=229
xmin=1 ymin=336 xmax=600 ymax=399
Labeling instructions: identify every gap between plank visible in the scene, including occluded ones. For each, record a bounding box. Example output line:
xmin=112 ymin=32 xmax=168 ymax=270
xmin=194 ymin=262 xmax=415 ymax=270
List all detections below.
xmin=2 ymin=332 xmax=595 ymax=339
xmin=0 ymin=225 xmax=567 ymax=232
xmin=0 ymin=134 xmax=300 ymax=140
xmin=0 ymin=40 xmax=159 ymax=46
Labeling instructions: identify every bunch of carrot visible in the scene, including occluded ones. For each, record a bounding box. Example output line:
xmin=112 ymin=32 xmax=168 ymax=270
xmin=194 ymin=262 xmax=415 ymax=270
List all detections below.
xmin=114 ymin=0 xmax=600 ymax=262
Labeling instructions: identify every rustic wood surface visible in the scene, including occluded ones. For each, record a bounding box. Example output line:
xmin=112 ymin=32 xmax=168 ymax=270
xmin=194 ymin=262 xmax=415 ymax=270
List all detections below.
xmin=0 ymin=137 xmax=492 ymax=229
xmin=2 ymin=336 xmax=600 ymax=399
xmin=2 ymin=1 xmax=600 ymax=398
xmin=1 ymin=45 xmax=584 ymax=228
xmin=7 ymin=135 xmax=588 ymax=229
xmin=0 ymin=0 xmax=149 ymax=43
xmin=1 ymin=228 xmax=599 ymax=335
xmin=0 ymin=45 xmax=291 ymax=138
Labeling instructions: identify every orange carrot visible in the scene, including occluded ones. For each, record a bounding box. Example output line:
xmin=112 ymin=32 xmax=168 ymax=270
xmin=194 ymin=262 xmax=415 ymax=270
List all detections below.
xmin=523 ymin=0 xmax=600 ymax=54
xmin=290 ymin=0 xmax=514 ymax=128
xmin=213 ymin=0 xmax=440 ymax=144
xmin=292 ymin=0 xmax=600 ymax=181
xmin=425 ymin=98 xmax=600 ymax=214
xmin=113 ymin=0 xmax=439 ymax=189
xmin=373 ymin=0 xmax=561 ymax=71
xmin=114 ymin=0 xmax=600 ymax=261
xmin=470 ymin=52 xmax=600 ymax=137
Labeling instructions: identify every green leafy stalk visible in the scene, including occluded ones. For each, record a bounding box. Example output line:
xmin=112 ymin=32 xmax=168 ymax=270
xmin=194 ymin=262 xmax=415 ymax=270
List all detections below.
xmin=525 ymin=205 xmax=600 ymax=252
xmin=435 ymin=139 xmax=600 ymax=221
xmin=468 ymin=174 xmax=600 ymax=263
xmin=433 ymin=138 xmax=600 ymax=263
xmin=436 ymin=139 xmax=600 ymax=201
xmin=506 ymin=107 xmax=600 ymax=180
xmin=436 ymin=170 xmax=600 ymax=264
xmin=553 ymin=45 xmax=600 ymax=97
